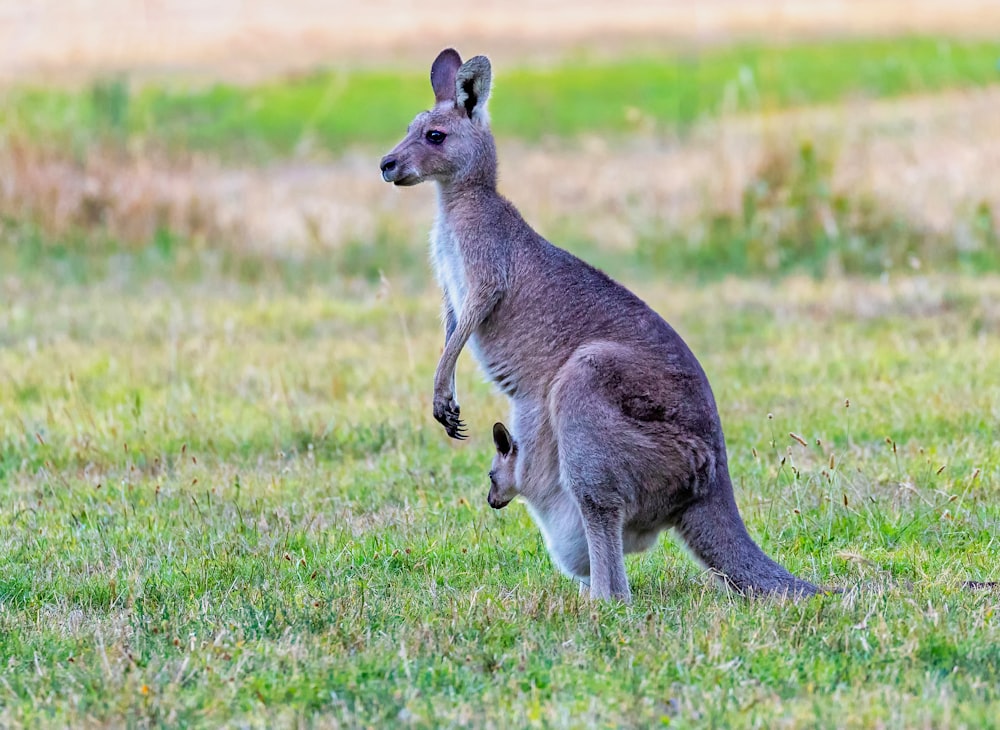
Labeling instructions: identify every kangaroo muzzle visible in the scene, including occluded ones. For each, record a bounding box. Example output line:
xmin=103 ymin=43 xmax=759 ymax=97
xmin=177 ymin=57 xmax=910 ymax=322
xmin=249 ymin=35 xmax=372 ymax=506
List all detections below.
xmin=379 ymin=153 xmax=421 ymax=186
xmin=488 ymin=491 xmax=512 ymax=510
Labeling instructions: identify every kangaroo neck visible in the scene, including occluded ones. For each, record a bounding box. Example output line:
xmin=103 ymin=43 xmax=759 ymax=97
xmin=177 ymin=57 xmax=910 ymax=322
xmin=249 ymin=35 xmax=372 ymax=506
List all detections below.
xmin=436 ymin=178 xmax=499 ymax=212
xmin=436 ymin=136 xmax=499 ymax=208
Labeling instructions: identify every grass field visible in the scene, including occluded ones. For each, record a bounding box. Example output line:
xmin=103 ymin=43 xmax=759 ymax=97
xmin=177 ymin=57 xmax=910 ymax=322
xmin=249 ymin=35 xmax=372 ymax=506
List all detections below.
xmin=2 ymin=252 xmax=999 ymax=727
xmin=2 ymin=26 xmax=1000 ymax=729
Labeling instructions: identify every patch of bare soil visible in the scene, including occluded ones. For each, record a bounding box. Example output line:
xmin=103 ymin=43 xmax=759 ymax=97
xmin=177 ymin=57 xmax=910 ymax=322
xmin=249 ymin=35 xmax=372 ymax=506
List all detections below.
xmin=2 ymin=0 xmax=1000 ymax=84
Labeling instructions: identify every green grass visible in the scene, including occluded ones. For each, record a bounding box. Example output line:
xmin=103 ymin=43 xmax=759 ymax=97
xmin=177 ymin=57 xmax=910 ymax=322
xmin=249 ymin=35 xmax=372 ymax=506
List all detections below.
xmin=3 ymin=36 xmax=999 ymax=158
xmin=2 ymin=242 xmax=999 ymax=727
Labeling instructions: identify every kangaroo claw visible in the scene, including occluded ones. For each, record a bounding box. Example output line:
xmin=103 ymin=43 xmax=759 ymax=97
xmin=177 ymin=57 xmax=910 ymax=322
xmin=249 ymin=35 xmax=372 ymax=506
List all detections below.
xmin=433 ymin=395 xmax=466 ymax=440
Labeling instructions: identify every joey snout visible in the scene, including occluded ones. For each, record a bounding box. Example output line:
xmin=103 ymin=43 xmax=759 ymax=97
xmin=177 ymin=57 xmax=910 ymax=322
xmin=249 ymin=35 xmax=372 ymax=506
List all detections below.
xmin=487 ymin=470 xmax=512 ymax=510
xmin=487 ymin=492 xmax=512 ymax=510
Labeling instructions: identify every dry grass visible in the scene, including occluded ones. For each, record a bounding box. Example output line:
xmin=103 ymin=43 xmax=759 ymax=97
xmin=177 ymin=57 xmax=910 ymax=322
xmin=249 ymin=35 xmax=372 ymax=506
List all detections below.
xmin=3 ymin=0 xmax=1000 ymax=85
xmin=499 ymin=86 xmax=1000 ymax=248
xmin=6 ymin=86 xmax=996 ymax=260
xmin=0 ymin=139 xmax=232 ymax=248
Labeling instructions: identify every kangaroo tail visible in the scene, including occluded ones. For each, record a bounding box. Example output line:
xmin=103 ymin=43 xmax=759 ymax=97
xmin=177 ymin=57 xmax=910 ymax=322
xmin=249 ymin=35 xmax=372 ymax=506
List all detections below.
xmin=675 ymin=472 xmax=818 ymax=598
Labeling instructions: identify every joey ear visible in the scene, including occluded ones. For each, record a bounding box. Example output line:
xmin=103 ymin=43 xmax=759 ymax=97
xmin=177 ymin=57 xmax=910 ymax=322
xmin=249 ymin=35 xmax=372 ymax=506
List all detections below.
xmin=455 ymin=55 xmax=492 ymax=124
xmin=431 ymin=48 xmax=463 ymax=105
xmin=492 ymin=422 xmax=513 ymax=457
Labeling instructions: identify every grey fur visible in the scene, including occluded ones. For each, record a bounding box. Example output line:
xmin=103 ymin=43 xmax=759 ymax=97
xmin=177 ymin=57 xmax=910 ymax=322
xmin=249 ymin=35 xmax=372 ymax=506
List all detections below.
xmin=381 ymin=48 xmax=820 ymax=602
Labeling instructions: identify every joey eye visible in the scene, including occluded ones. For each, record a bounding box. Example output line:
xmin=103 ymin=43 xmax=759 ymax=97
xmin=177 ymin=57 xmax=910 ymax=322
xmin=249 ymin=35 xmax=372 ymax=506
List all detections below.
xmin=425 ymin=130 xmax=446 ymax=145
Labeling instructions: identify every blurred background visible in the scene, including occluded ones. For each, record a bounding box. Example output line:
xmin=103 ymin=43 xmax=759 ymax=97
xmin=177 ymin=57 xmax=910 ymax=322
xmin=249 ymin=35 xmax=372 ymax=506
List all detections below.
xmin=2 ymin=0 xmax=998 ymax=285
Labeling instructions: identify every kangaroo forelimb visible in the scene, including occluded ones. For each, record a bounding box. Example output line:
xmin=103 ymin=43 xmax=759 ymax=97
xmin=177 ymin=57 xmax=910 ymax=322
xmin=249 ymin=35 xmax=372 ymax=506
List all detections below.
xmin=433 ymin=285 xmax=502 ymax=439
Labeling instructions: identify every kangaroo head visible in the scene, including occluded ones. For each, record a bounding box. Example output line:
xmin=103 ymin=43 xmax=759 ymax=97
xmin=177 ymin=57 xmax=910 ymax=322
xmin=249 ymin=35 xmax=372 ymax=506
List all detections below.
xmin=488 ymin=421 xmax=518 ymax=510
xmin=380 ymin=48 xmax=496 ymax=188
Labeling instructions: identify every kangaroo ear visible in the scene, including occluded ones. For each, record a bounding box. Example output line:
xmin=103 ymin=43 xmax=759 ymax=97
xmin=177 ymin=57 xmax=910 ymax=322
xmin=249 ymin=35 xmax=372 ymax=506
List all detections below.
xmin=431 ymin=48 xmax=462 ymax=105
xmin=455 ymin=55 xmax=492 ymax=124
xmin=492 ymin=422 xmax=513 ymax=457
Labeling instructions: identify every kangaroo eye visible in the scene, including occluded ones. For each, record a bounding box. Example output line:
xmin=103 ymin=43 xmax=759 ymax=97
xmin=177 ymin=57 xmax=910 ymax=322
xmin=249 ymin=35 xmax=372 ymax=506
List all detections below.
xmin=425 ymin=130 xmax=446 ymax=145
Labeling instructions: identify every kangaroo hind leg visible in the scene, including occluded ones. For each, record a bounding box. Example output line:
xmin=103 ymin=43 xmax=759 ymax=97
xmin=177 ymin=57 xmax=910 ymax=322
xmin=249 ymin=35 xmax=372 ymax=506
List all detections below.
xmin=576 ymin=491 xmax=630 ymax=602
xmin=552 ymin=371 xmax=633 ymax=601
xmin=558 ymin=436 xmax=630 ymax=601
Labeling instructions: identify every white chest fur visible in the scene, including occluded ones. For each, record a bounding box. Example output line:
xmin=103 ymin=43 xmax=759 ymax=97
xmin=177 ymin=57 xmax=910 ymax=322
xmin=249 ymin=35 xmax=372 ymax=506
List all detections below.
xmin=430 ymin=215 xmax=468 ymax=319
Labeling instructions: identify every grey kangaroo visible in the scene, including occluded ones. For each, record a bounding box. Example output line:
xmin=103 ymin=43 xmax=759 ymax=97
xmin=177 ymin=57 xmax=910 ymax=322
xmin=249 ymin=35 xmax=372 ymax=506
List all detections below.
xmin=380 ymin=48 xmax=820 ymax=601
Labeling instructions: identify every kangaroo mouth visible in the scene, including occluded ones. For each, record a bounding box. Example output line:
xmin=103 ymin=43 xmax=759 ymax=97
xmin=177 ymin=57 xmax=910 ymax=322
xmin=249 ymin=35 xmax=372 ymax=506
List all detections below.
xmin=382 ymin=169 xmax=421 ymax=186
xmin=488 ymin=495 xmax=512 ymax=510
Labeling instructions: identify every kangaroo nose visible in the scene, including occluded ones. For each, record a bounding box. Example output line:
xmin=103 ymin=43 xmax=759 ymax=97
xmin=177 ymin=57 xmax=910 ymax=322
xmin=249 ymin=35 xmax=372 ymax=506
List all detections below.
xmin=380 ymin=155 xmax=398 ymax=182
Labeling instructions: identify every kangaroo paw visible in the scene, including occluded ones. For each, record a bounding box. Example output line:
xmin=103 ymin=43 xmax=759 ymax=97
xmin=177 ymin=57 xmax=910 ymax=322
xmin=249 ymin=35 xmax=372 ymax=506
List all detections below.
xmin=433 ymin=395 xmax=467 ymax=440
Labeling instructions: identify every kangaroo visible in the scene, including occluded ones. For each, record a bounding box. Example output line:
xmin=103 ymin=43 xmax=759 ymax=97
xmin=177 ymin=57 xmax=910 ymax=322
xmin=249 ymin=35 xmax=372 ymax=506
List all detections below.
xmin=380 ymin=48 xmax=820 ymax=601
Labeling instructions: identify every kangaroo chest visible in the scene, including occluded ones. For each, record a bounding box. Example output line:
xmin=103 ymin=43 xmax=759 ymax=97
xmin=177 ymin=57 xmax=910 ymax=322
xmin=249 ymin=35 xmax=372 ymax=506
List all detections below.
xmin=430 ymin=216 xmax=468 ymax=319
xmin=431 ymin=214 xmax=522 ymax=392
